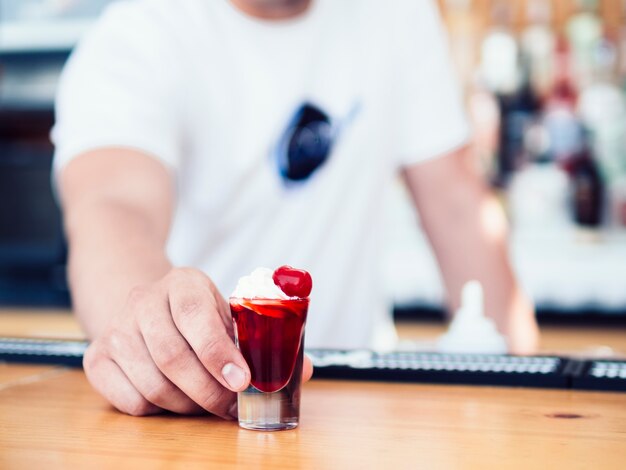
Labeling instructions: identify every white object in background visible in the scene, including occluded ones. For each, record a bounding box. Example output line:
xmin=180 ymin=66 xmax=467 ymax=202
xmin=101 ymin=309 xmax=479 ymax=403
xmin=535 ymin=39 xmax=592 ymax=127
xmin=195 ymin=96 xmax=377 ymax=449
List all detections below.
xmin=480 ymin=1 xmax=518 ymax=94
xmin=521 ymin=0 xmax=556 ymax=97
xmin=565 ymin=0 xmax=602 ymax=88
xmin=508 ymin=163 xmax=571 ymax=233
xmin=437 ymin=281 xmax=508 ymax=354
xmin=480 ymin=29 xmax=519 ymax=94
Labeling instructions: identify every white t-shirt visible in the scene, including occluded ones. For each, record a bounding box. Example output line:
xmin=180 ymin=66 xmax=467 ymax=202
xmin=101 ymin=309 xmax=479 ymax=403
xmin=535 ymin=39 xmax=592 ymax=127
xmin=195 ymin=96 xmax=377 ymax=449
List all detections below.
xmin=53 ymin=0 xmax=470 ymax=350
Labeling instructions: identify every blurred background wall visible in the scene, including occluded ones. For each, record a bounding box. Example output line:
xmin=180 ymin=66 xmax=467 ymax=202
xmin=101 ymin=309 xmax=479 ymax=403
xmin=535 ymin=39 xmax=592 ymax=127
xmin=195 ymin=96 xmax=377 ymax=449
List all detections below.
xmin=1 ymin=0 xmax=625 ymax=320
xmin=0 ymin=0 xmax=112 ymax=306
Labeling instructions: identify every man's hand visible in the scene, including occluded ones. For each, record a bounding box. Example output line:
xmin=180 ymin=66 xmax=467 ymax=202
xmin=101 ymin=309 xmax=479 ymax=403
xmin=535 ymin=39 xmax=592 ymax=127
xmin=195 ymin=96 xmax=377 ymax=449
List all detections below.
xmin=84 ymin=268 xmax=249 ymax=417
xmin=84 ymin=267 xmax=314 ymax=417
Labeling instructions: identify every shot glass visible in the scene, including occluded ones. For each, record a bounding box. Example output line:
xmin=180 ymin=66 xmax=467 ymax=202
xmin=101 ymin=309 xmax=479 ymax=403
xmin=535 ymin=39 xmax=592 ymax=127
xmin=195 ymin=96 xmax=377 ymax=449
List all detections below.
xmin=229 ymin=297 xmax=309 ymax=431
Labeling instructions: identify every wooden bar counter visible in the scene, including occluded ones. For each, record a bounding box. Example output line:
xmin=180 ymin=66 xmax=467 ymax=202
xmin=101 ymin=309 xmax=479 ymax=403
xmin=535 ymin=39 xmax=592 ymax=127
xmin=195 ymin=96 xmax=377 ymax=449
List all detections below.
xmin=1 ymin=310 xmax=625 ymax=469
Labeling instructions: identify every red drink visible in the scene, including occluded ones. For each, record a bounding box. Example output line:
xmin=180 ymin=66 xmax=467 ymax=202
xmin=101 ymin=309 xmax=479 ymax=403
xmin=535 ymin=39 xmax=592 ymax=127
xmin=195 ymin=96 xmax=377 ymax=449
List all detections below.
xmin=230 ymin=298 xmax=308 ymax=393
xmin=230 ymin=265 xmax=312 ymax=431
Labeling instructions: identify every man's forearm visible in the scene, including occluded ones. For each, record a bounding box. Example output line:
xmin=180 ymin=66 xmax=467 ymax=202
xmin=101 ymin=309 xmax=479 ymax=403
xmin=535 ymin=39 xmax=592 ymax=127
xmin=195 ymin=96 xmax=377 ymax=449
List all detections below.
xmin=425 ymin=187 xmax=536 ymax=347
xmin=65 ymin=200 xmax=172 ymax=339
xmin=404 ymin=147 xmax=539 ymax=353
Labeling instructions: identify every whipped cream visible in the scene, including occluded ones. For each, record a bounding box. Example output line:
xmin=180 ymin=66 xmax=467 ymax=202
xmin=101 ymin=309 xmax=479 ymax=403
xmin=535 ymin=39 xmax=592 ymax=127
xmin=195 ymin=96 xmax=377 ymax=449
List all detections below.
xmin=231 ymin=267 xmax=291 ymax=300
xmin=437 ymin=281 xmax=508 ymax=354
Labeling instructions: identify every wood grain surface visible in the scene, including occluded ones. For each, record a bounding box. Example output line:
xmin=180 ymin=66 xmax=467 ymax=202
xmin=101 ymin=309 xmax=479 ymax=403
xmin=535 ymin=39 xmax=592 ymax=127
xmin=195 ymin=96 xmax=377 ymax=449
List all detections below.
xmin=1 ymin=367 xmax=625 ymax=469
xmin=1 ymin=309 xmax=625 ymax=469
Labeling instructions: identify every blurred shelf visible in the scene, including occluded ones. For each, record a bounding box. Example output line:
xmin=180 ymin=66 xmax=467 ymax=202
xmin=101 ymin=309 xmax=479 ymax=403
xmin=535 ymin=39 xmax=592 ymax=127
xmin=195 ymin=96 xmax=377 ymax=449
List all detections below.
xmin=385 ymin=229 xmax=626 ymax=315
xmin=384 ymin=182 xmax=626 ymax=317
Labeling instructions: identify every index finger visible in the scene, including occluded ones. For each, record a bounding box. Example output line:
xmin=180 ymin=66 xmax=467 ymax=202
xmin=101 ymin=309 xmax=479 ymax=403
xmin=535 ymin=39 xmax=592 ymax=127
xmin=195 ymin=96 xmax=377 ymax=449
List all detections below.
xmin=166 ymin=270 xmax=250 ymax=392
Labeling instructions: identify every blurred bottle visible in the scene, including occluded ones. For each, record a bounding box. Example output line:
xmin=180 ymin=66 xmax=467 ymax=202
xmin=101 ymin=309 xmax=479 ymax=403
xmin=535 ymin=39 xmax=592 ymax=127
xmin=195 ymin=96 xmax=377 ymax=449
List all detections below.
xmin=578 ymin=32 xmax=626 ymax=192
xmin=478 ymin=0 xmax=527 ymax=187
xmin=562 ymin=143 xmax=605 ymax=228
xmin=520 ymin=0 xmax=556 ymax=100
xmin=566 ymin=0 xmax=603 ymax=89
xmin=508 ymin=161 xmax=571 ymax=234
xmin=479 ymin=0 xmax=519 ymax=95
xmin=495 ymin=56 xmax=541 ymax=187
xmin=508 ymin=82 xmax=571 ymax=235
xmin=542 ymin=38 xmax=585 ymax=163
xmin=537 ymin=36 xmax=607 ymax=229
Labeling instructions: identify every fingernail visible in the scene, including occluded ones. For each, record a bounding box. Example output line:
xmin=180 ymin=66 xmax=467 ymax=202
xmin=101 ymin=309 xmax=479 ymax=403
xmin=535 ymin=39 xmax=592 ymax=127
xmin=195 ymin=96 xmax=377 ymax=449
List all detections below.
xmin=222 ymin=363 xmax=246 ymax=390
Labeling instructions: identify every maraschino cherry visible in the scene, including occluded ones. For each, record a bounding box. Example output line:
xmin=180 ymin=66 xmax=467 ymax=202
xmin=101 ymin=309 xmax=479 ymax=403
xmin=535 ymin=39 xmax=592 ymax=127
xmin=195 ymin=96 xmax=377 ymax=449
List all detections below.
xmin=272 ymin=265 xmax=313 ymax=298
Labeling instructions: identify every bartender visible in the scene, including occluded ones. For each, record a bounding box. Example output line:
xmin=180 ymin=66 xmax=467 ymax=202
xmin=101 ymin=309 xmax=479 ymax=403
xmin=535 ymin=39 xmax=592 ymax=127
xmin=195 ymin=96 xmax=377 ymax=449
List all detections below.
xmin=52 ymin=0 xmax=539 ymax=418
